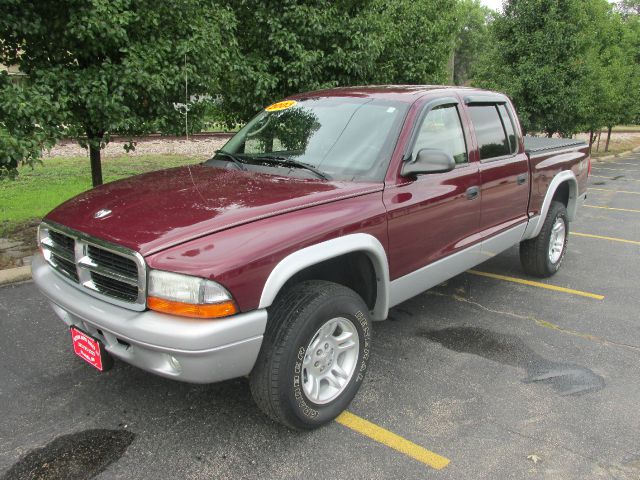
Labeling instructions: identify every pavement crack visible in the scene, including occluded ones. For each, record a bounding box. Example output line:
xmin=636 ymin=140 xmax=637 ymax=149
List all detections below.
xmin=488 ymin=419 xmax=616 ymax=472
xmin=426 ymin=291 xmax=640 ymax=354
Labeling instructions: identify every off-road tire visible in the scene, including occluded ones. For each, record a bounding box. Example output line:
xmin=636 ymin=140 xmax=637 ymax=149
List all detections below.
xmin=249 ymin=280 xmax=372 ymax=430
xmin=520 ymin=200 xmax=569 ymax=277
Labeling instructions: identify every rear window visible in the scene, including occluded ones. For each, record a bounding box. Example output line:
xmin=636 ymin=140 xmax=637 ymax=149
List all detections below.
xmin=497 ymin=104 xmax=518 ymax=153
xmin=468 ymin=105 xmax=511 ymax=160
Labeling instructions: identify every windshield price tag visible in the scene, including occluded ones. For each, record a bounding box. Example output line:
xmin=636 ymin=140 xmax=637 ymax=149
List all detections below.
xmin=265 ymin=100 xmax=297 ymax=112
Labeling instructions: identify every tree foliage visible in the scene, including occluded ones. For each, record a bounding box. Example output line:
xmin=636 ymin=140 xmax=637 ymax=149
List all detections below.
xmin=475 ymin=0 xmax=606 ymax=136
xmin=2 ymin=0 xmax=638 ymax=183
xmin=216 ymin=0 xmax=461 ymax=124
xmin=0 ymin=0 xmax=235 ymax=184
xmin=453 ymin=0 xmax=493 ymax=85
xmin=367 ymin=0 xmax=461 ymax=85
xmin=475 ymin=0 xmax=640 ymax=137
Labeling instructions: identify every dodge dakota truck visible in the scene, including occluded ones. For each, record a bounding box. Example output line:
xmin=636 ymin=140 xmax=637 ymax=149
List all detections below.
xmin=32 ymin=85 xmax=589 ymax=429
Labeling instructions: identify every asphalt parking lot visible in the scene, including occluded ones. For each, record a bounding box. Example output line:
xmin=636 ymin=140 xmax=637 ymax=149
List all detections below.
xmin=1 ymin=153 xmax=640 ymax=480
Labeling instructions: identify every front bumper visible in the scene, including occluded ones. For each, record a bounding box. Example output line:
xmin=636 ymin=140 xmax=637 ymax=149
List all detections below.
xmin=31 ymin=254 xmax=267 ymax=383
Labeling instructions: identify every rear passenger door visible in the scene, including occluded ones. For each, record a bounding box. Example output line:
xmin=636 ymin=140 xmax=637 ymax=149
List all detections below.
xmin=465 ymin=100 xmax=530 ymax=236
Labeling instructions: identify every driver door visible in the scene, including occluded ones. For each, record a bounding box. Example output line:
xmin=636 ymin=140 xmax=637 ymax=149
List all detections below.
xmin=384 ymin=99 xmax=482 ymax=289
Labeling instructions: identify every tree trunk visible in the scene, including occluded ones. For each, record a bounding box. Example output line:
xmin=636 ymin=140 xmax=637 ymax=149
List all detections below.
xmin=87 ymin=133 xmax=104 ymax=187
xmin=605 ymin=126 xmax=612 ymax=152
xmin=596 ymin=130 xmax=601 ymax=152
xmin=588 ymin=130 xmax=594 ymax=155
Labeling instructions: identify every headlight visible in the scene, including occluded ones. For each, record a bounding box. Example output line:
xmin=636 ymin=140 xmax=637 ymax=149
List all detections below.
xmin=147 ymin=270 xmax=238 ymax=319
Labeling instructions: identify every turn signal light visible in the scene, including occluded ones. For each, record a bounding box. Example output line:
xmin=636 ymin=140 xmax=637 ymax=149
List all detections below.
xmin=147 ymin=296 xmax=238 ymax=319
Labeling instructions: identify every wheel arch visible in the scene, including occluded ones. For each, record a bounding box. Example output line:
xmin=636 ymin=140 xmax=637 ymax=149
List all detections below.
xmin=523 ymin=170 xmax=578 ymax=240
xmin=258 ymin=233 xmax=390 ymax=320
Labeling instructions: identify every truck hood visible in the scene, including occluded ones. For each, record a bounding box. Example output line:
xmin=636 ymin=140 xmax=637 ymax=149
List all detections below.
xmin=45 ymin=165 xmax=382 ymax=255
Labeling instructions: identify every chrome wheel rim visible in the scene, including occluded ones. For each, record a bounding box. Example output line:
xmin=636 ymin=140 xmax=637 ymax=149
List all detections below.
xmin=302 ymin=317 xmax=360 ymax=405
xmin=548 ymin=217 xmax=566 ymax=264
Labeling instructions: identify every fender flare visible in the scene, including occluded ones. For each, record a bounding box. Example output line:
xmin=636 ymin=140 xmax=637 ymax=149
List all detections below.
xmin=523 ymin=170 xmax=578 ymax=240
xmin=258 ymin=233 xmax=390 ymax=320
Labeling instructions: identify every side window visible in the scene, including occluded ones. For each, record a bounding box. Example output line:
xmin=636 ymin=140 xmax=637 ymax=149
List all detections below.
xmin=497 ymin=104 xmax=518 ymax=153
xmin=468 ymin=105 xmax=511 ymax=160
xmin=413 ymin=105 xmax=468 ymax=165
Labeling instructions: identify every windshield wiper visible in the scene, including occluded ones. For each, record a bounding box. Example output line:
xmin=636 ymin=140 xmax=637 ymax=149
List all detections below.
xmin=214 ymin=150 xmax=247 ymax=171
xmin=252 ymin=155 xmax=331 ymax=180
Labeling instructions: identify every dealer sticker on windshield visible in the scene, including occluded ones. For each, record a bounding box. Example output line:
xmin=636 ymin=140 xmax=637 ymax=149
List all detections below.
xmin=265 ymin=100 xmax=297 ymax=112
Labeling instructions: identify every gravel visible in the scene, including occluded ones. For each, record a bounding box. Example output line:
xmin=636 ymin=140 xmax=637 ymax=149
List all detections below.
xmin=43 ymin=135 xmax=231 ymax=159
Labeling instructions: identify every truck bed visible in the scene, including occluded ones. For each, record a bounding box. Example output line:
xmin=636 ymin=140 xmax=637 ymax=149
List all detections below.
xmin=524 ymin=136 xmax=587 ymax=156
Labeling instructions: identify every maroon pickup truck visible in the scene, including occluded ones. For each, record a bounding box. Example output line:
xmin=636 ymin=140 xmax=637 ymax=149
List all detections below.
xmin=32 ymin=85 xmax=590 ymax=429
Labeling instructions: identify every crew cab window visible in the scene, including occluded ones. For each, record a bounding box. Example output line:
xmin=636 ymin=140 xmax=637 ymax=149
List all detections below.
xmin=497 ymin=104 xmax=518 ymax=153
xmin=413 ymin=105 xmax=468 ymax=164
xmin=468 ymin=105 xmax=512 ymax=160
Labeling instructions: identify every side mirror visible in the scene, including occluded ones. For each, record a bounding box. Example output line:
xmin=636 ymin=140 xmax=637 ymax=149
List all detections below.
xmin=401 ymin=149 xmax=456 ymax=177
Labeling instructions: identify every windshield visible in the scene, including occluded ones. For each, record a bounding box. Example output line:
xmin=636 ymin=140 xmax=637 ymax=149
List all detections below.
xmin=213 ymin=97 xmax=408 ymax=181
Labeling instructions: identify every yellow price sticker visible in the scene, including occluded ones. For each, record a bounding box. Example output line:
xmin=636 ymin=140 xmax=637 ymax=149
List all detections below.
xmin=265 ymin=100 xmax=297 ymax=112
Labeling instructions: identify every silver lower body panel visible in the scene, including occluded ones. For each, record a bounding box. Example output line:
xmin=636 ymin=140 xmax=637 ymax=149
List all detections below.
xmin=32 ymin=254 xmax=267 ymax=384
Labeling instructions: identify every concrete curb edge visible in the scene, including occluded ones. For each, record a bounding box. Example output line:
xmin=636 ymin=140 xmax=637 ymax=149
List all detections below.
xmin=594 ymin=145 xmax=640 ymax=162
xmin=0 ymin=266 xmax=32 ymax=286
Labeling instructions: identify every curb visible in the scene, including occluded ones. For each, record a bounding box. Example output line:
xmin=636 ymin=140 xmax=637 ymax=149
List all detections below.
xmin=594 ymin=145 xmax=640 ymax=162
xmin=0 ymin=266 xmax=32 ymax=286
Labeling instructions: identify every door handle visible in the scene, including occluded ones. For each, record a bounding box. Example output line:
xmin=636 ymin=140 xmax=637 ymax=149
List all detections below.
xmin=466 ymin=186 xmax=480 ymax=200
xmin=517 ymin=173 xmax=527 ymax=185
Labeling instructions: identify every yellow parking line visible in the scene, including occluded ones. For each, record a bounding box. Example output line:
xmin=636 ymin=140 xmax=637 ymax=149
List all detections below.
xmin=589 ymin=187 xmax=640 ymax=195
xmin=585 ymin=204 xmax=640 ymax=213
xmin=591 ymin=175 xmax=640 ymax=183
xmin=573 ymin=232 xmax=640 ymax=246
xmin=335 ymin=411 xmax=450 ymax=470
xmin=468 ymin=270 xmax=604 ymax=300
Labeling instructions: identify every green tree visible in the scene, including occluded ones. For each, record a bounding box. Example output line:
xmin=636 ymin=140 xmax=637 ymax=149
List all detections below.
xmin=453 ymin=0 xmax=493 ymax=85
xmin=475 ymin=0 xmax=612 ymax=137
xmin=620 ymin=4 xmax=640 ymax=125
xmin=590 ymin=7 xmax=639 ymax=150
xmin=367 ymin=0 xmax=461 ymax=85
xmin=216 ymin=0 xmax=461 ymax=124
xmin=0 ymin=0 xmax=235 ymax=185
xmin=216 ymin=0 xmax=381 ymax=124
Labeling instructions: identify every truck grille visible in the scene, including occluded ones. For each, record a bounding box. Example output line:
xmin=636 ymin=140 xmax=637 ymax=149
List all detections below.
xmin=39 ymin=222 xmax=146 ymax=311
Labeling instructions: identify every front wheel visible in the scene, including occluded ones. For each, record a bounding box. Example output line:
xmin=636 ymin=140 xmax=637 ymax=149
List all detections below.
xmin=249 ymin=280 xmax=371 ymax=430
xmin=520 ymin=200 xmax=569 ymax=277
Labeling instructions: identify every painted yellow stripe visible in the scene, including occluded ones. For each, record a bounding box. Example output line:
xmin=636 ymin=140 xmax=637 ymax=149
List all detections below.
xmin=573 ymin=232 xmax=640 ymax=246
xmin=591 ymin=175 xmax=640 ymax=183
xmin=468 ymin=270 xmax=604 ymax=300
xmin=335 ymin=411 xmax=450 ymax=470
xmin=589 ymin=187 xmax=640 ymax=195
xmin=585 ymin=204 xmax=640 ymax=213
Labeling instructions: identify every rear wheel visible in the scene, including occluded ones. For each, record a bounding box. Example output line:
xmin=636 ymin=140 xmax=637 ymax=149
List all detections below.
xmin=520 ymin=200 xmax=569 ymax=277
xmin=249 ymin=280 xmax=371 ymax=430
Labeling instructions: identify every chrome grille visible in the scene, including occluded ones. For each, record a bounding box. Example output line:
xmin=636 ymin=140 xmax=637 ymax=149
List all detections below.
xmin=39 ymin=222 xmax=147 ymax=311
xmin=90 ymin=271 xmax=139 ymax=301
xmin=87 ymin=245 xmax=138 ymax=277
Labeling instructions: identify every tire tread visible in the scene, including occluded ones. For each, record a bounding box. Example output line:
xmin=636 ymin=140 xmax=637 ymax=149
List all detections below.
xmin=520 ymin=200 xmax=568 ymax=277
xmin=250 ymin=280 xmax=365 ymax=429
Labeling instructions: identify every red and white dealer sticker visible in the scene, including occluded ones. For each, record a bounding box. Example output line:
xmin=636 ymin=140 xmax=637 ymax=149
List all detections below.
xmin=70 ymin=327 xmax=111 ymax=371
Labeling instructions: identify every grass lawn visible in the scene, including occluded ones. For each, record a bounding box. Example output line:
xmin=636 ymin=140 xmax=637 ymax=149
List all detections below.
xmin=0 ymin=154 xmax=200 ymax=238
xmin=612 ymin=125 xmax=640 ymax=132
xmin=590 ymin=131 xmax=640 ymax=159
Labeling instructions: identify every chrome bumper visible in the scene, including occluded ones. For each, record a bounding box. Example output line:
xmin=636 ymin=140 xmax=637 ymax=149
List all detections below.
xmin=32 ymin=254 xmax=267 ymax=383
